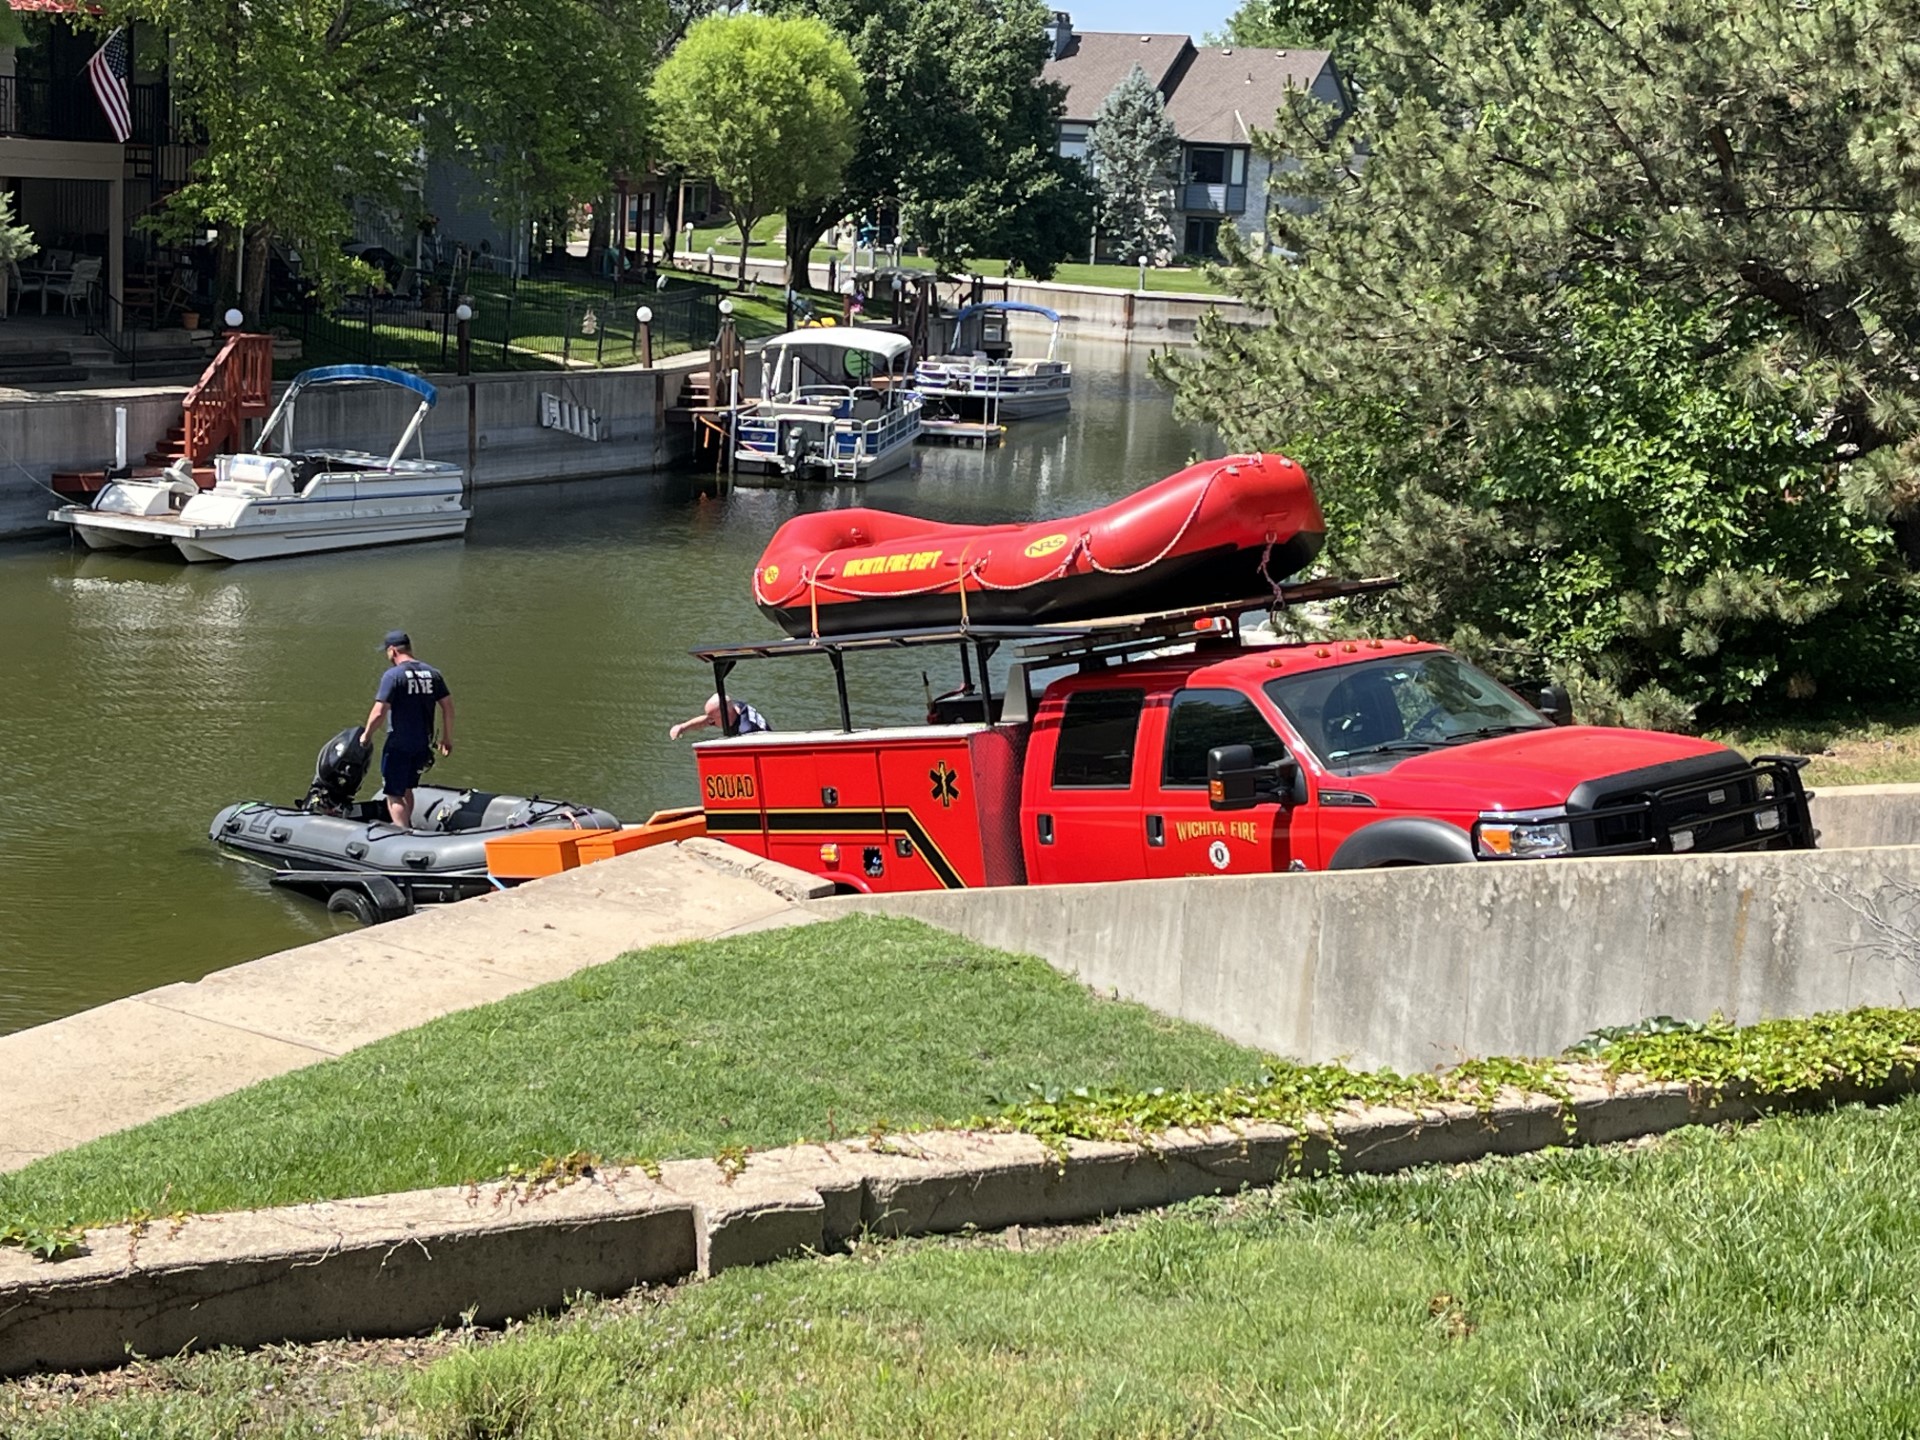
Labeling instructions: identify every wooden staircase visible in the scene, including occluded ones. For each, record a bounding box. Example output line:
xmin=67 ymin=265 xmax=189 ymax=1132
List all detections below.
xmin=51 ymin=332 xmax=275 ymax=498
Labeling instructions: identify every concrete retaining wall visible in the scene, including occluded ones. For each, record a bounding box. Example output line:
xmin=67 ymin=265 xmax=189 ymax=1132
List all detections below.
xmin=704 ymin=251 xmax=1250 ymax=338
xmin=0 ymin=361 xmax=702 ymax=540
xmin=1810 ymin=783 xmax=1920 ymax=850
xmin=999 ymin=276 xmax=1248 ymax=337
xmin=827 ymin=843 xmax=1920 ymax=1071
xmin=3 ymin=1067 xmax=1888 ymax=1376
xmin=0 ymin=388 xmax=186 ymax=537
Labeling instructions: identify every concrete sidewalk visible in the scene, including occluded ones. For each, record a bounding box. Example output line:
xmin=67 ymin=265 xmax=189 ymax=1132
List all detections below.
xmin=0 ymin=840 xmax=825 ymax=1175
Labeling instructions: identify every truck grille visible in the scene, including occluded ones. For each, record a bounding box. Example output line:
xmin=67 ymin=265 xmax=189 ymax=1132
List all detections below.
xmin=1568 ymin=755 xmax=1814 ymax=856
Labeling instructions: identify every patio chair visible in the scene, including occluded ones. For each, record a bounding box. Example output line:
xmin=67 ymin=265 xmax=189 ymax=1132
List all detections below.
xmin=47 ymin=257 xmax=102 ymax=317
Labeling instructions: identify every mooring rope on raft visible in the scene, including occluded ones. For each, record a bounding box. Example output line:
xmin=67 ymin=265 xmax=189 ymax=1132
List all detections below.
xmin=761 ymin=456 xmax=1244 ymax=621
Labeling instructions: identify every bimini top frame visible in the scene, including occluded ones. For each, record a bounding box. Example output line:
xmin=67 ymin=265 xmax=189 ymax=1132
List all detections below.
xmin=260 ymin=364 xmax=441 ymax=470
xmin=944 ymin=300 xmax=1064 ymax=361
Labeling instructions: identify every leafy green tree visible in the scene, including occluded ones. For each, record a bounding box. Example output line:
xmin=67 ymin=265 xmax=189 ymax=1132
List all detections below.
xmin=1087 ymin=65 xmax=1180 ymax=266
xmin=102 ymin=0 xmax=663 ymax=316
xmin=649 ymin=12 xmax=861 ymax=284
xmin=423 ymin=0 xmax=662 ymax=255
xmin=1164 ymin=0 xmax=1920 ymax=724
xmin=0 ymin=191 xmax=37 ymax=269
xmin=1215 ymin=0 xmax=1383 ymax=48
xmin=768 ymin=0 xmax=1090 ymax=282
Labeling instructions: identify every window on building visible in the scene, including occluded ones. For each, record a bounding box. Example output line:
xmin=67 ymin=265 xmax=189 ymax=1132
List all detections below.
xmin=1058 ymin=123 xmax=1091 ymax=162
xmin=1185 ymin=148 xmax=1227 ymax=184
xmin=1051 ymin=689 xmax=1145 ymax=788
xmin=1184 ymin=218 xmax=1221 ymax=259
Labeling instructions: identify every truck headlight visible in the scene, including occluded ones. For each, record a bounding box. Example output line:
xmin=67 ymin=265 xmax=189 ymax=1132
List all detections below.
xmin=1475 ymin=818 xmax=1574 ymax=859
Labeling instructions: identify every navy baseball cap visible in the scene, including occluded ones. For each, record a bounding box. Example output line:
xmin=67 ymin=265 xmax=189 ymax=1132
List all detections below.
xmin=380 ymin=630 xmax=410 ymax=652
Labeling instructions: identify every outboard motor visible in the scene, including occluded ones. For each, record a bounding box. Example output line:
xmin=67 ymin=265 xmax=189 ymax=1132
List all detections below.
xmin=305 ymin=726 xmax=372 ymax=812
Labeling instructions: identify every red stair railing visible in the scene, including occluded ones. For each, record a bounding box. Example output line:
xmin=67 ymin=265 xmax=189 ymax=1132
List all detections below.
xmin=181 ymin=333 xmax=275 ymax=463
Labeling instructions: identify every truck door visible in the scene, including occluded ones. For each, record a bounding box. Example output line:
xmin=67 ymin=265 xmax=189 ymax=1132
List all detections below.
xmin=1026 ymin=686 xmax=1149 ymax=884
xmin=1146 ymin=687 xmax=1299 ymax=877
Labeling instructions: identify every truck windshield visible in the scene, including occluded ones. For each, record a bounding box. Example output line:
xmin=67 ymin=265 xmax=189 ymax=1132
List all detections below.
xmin=1264 ymin=652 xmax=1550 ymax=767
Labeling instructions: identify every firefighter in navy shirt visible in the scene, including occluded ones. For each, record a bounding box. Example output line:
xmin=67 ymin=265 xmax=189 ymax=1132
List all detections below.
xmin=669 ymin=693 xmax=770 ymax=740
xmin=359 ymin=629 xmax=455 ymax=828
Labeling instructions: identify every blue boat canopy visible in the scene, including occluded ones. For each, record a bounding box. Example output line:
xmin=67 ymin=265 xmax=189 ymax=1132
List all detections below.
xmin=949 ymin=301 xmax=1061 ymax=325
xmin=288 ymin=365 xmax=438 ymax=408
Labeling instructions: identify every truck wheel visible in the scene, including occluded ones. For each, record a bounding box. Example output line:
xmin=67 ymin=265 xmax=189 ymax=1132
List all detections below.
xmin=326 ymin=888 xmax=380 ymax=927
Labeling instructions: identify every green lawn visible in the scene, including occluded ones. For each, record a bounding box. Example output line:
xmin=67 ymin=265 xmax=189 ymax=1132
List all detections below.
xmin=11 ymin=1098 xmax=1920 ymax=1437
xmin=1709 ymin=711 xmax=1920 ymax=786
xmin=0 ymin=917 xmax=1264 ymax=1235
xmin=268 ymin=271 xmax=736 ymax=377
xmin=668 ymin=222 xmax=1230 ymax=295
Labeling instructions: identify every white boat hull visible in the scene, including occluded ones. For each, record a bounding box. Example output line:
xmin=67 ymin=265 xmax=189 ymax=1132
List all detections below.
xmin=917 ymin=386 xmax=1072 ymax=420
xmin=66 ymin=517 xmax=174 ymax=550
xmin=50 ymin=450 xmax=470 ymax=564
xmin=913 ymin=354 xmax=1073 ymax=422
xmin=173 ymin=510 xmax=471 ymax=562
xmin=734 ymin=391 xmax=923 ymax=483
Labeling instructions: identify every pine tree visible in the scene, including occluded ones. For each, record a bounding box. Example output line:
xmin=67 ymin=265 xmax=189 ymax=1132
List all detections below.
xmin=1087 ymin=65 xmax=1180 ymax=265
xmin=1161 ymin=0 xmax=1920 ymax=724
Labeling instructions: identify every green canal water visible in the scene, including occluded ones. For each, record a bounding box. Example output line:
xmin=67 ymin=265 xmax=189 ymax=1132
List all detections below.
xmin=0 ymin=340 xmax=1214 ymax=1034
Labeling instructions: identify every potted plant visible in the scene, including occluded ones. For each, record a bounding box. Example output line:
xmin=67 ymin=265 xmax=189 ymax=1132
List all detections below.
xmin=180 ymin=309 xmax=200 ymax=330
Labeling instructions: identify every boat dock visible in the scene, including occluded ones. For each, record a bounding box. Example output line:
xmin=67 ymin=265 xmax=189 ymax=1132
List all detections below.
xmin=919 ymin=419 xmax=1006 ymax=447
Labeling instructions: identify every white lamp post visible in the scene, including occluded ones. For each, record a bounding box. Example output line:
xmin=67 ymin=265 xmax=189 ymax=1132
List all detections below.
xmin=706 ymin=246 xmax=716 ymax=278
xmin=224 ymin=308 xmax=244 ymax=330
xmin=717 ymin=297 xmax=734 ymax=316
xmin=635 ymin=304 xmax=653 ymax=367
xmin=1137 ymin=254 xmax=1148 ymax=292
xmin=453 ymin=301 xmax=473 ymax=374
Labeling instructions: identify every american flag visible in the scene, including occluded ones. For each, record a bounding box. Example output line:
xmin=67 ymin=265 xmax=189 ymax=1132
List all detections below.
xmin=86 ymin=29 xmax=130 ymax=144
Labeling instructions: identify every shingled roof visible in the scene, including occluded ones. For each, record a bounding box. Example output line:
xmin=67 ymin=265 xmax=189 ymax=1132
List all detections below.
xmin=1044 ymin=30 xmax=1195 ymax=123
xmin=1161 ymin=47 xmax=1339 ymax=144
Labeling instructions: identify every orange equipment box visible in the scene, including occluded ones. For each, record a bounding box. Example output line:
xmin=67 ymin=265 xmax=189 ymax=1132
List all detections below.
xmin=574 ymin=809 xmax=707 ymax=863
xmin=483 ymin=828 xmax=594 ymax=880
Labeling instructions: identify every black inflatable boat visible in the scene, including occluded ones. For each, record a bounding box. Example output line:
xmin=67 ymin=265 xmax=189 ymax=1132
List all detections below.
xmin=210 ymin=728 xmax=619 ymax=922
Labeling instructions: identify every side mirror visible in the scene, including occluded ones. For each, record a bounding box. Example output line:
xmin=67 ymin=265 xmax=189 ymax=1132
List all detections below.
xmin=1536 ymin=684 xmax=1573 ymax=727
xmin=1208 ymin=745 xmax=1303 ymax=810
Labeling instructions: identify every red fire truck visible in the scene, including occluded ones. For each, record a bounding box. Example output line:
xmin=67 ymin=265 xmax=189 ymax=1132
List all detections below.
xmin=690 ymin=590 xmax=1815 ymax=893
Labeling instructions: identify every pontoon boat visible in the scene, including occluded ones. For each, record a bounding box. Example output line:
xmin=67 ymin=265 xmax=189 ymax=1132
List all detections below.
xmin=912 ymin=301 xmax=1071 ymax=420
xmin=50 ymin=365 xmax=468 ymax=562
xmin=734 ymin=329 xmax=923 ymax=481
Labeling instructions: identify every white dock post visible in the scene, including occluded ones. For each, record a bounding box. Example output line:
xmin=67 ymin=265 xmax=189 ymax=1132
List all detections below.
xmin=113 ymin=406 xmax=126 ymax=473
xmin=727 ymin=366 xmax=739 ymax=482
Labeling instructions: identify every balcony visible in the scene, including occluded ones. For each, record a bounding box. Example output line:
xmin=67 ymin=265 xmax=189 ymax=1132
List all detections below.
xmin=0 ymin=76 xmax=173 ymax=144
xmin=1181 ymin=182 xmax=1247 ymax=215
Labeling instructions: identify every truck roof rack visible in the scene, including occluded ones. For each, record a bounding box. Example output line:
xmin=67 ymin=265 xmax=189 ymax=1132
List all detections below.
xmin=688 ymin=577 xmax=1400 ymax=736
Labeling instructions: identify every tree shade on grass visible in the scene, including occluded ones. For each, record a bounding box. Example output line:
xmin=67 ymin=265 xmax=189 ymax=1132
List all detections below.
xmin=10 ymin=1099 xmax=1920 ymax=1437
xmin=0 ymin=917 xmax=1264 ymax=1234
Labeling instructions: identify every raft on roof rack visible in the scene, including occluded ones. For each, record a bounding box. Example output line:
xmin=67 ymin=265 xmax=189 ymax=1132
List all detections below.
xmin=751 ymin=452 xmax=1325 ymax=638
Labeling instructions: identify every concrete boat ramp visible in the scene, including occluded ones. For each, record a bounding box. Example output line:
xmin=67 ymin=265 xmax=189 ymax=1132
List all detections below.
xmin=7 ymin=787 xmax=1920 ymax=1376
xmin=0 ymin=839 xmax=826 ymax=1175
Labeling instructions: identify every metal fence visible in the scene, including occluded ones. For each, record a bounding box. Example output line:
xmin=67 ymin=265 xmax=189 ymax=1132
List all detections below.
xmin=266 ymin=273 xmax=723 ymax=374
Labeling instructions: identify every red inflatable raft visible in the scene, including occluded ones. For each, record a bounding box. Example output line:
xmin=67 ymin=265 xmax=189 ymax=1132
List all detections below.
xmin=753 ymin=453 xmax=1324 ymax=637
